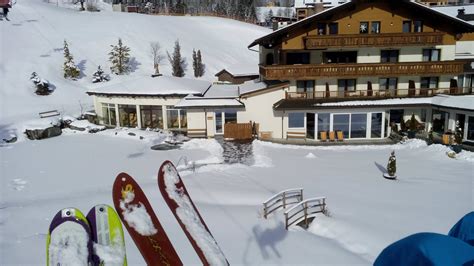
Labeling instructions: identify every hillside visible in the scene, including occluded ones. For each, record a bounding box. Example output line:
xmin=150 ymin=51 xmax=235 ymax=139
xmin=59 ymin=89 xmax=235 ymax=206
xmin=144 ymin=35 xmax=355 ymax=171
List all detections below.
xmin=0 ymin=0 xmax=269 ymax=124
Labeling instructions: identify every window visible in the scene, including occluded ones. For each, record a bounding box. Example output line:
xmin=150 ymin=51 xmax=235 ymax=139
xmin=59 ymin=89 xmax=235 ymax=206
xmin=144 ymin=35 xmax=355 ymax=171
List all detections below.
xmin=414 ymin=20 xmax=423 ymax=32
xmin=381 ymin=50 xmax=399 ymax=63
xmin=215 ymin=110 xmax=237 ymax=134
xmin=286 ymin=52 xmax=310 ymax=65
xmin=140 ymin=105 xmax=163 ymax=129
xmin=338 ymin=79 xmax=356 ymax=92
xmin=296 ymin=80 xmax=314 ymax=93
xmin=317 ymin=23 xmax=327 ymax=35
xmin=422 ymin=49 xmax=440 ymax=62
xmin=167 ymin=107 xmax=187 ymax=129
xmin=390 ymin=109 xmax=404 ymax=124
xmin=324 ymin=51 xmax=357 ymax=64
xmin=329 ymin=23 xmax=338 ymax=35
xmin=371 ymin=21 xmax=381 ymax=34
xmin=289 ymin=113 xmax=305 ymax=128
xmin=359 ymin=21 xmax=369 ymax=34
xmin=101 ymin=103 xmax=116 ymax=126
xmin=118 ymin=105 xmax=137 ymax=128
xmin=351 ymin=113 xmax=367 ymax=138
xmin=468 ymin=116 xmax=474 ymax=141
xmin=333 ymin=114 xmax=350 ymax=138
xmin=317 ymin=113 xmax=330 ymax=138
xmin=371 ymin=113 xmax=383 ymax=138
xmin=379 ymin=78 xmax=398 ymax=91
xmin=432 ymin=110 xmax=449 ymax=134
xmin=421 ymin=77 xmax=439 ymax=89
xmin=421 ymin=109 xmax=427 ymax=122
xmin=402 ymin=21 xmax=411 ymax=33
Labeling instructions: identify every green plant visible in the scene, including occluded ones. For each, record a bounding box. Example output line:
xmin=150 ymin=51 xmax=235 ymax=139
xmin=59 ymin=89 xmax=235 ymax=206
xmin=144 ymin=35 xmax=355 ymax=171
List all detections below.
xmin=387 ymin=151 xmax=396 ymax=176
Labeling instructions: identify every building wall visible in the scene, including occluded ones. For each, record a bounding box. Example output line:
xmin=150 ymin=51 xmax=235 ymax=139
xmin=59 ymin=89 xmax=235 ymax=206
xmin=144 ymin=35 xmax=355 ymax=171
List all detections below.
xmin=238 ymin=88 xmax=288 ymax=139
xmin=281 ymin=2 xmax=459 ymax=51
xmin=92 ymin=95 xmax=183 ymax=129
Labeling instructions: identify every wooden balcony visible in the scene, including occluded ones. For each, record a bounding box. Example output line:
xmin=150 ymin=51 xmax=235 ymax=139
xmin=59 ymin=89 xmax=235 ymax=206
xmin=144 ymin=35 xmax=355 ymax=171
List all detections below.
xmin=260 ymin=61 xmax=465 ymax=80
xmin=304 ymin=32 xmax=444 ymax=49
xmin=285 ymin=87 xmax=473 ymax=100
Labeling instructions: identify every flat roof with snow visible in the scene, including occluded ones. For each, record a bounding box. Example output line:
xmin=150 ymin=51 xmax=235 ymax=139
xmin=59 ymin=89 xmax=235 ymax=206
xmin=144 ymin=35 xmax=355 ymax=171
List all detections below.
xmin=87 ymin=75 xmax=212 ymax=97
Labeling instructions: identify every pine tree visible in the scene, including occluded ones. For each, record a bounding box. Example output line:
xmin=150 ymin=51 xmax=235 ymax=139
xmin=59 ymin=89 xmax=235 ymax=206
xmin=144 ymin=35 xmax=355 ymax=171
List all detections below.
xmin=192 ymin=49 xmax=205 ymax=77
xmin=167 ymin=40 xmax=187 ymax=77
xmin=196 ymin=50 xmax=205 ymax=77
xmin=109 ymin=38 xmax=131 ymax=75
xmin=387 ymin=151 xmax=397 ymax=177
xmin=192 ymin=49 xmax=198 ymax=77
xmin=63 ymin=40 xmax=80 ymax=80
xmin=92 ymin=66 xmax=110 ymax=83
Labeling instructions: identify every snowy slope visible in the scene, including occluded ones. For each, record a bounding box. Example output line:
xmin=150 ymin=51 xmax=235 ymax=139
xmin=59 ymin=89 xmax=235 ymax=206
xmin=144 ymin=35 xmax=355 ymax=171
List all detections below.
xmin=0 ymin=0 xmax=269 ymax=123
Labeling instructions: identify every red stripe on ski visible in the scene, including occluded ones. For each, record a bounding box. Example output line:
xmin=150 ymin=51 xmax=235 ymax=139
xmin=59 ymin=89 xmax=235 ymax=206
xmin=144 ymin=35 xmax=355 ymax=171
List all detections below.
xmin=112 ymin=172 xmax=183 ymax=266
xmin=158 ymin=160 xmax=229 ymax=266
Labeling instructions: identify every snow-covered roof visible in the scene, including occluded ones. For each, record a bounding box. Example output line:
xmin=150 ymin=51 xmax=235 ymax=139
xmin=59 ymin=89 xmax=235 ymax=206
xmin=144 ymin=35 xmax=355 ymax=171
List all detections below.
xmin=432 ymin=4 xmax=474 ymax=25
xmin=204 ymin=84 xmax=240 ymax=98
xmin=294 ymin=0 xmax=346 ymax=9
xmin=87 ymin=75 xmax=212 ymax=97
xmin=174 ymin=98 xmax=244 ymax=108
xmin=216 ymin=64 xmax=259 ymax=77
xmin=313 ymin=95 xmax=474 ymax=111
xmin=238 ymin=80 xmax=269 ymax=95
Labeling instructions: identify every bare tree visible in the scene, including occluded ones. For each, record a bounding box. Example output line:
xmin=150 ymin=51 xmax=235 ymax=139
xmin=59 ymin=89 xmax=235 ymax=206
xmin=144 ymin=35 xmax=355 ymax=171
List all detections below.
xmin=150 ymin=42 xmax=165 ymax=76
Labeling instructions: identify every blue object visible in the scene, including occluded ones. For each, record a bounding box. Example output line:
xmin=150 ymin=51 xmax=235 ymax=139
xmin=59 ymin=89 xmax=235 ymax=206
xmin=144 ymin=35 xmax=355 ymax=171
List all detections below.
xmin=449 ymin=212 xmax=474 ymax=246
xmin=374 ymin=232 xmax=474 ymax=266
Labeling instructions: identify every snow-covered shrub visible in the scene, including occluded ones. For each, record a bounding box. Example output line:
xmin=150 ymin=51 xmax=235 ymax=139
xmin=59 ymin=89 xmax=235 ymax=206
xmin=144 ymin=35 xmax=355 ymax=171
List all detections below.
xmin=86 ymin=0 xmax=98 ymax=11
xmin=387 ymin=151 xmax=396 ymax=177
xmin=92 ymin=66 xmax=110 ymax=83
xmin=109 ymin=38 xmax=131 ymax=75
xmin=30 ymin=72 xmax=52 ymax=95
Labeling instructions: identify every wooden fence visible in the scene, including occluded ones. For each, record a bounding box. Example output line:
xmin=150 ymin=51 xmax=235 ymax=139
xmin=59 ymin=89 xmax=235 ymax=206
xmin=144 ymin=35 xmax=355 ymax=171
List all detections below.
xmin=262 ymin=188 xmax=304 ymax=219
xmin=284 ymin=197 xmax=326 ymax=230
xmin=224 ymin=122 xmax=254 ymax=140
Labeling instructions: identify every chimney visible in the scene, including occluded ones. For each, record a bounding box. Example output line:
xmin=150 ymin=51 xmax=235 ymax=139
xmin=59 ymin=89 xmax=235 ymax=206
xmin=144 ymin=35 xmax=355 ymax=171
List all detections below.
xmin=457 ymin=8 xmax=465 ymax=17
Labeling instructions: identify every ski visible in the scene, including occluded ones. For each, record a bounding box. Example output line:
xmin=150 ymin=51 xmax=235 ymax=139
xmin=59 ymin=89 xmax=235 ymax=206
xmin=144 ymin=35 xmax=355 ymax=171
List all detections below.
xmin=46 ymin=208 xmax=92 ymax=266
xmin=158 ymin=160 xmax=229 ymax=266
xmin=86 ymin=204 xmax=127 ymax=265
xmin=112 ymin=172 xmax=183 ymax=266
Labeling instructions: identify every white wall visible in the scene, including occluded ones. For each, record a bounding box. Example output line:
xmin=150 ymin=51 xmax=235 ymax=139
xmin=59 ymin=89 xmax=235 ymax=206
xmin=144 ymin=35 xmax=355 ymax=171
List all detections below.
xmin=239 ymin=88 xmax=288 ymax=139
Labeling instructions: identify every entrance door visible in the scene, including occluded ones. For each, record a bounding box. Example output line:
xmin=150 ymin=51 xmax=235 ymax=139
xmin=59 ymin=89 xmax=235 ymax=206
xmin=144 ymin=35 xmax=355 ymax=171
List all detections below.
xmin=215 ymin=110 xmax=223 ymax=134
xmin=306 ymin=113 xmax=315 ymax=139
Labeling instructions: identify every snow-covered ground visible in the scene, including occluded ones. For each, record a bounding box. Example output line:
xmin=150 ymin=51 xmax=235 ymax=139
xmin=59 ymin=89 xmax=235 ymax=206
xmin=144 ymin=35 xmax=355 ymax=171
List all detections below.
xmin=0 ymin=0 xmax=269 ymax=125
xmin=1 ymin=133 xmax=472 ymax=264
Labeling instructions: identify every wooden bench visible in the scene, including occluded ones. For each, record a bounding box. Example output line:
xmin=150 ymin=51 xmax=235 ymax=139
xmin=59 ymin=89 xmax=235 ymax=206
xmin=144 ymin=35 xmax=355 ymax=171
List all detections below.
xmin=187 ymin=129 xmax=206 ymax=138
xmin=39 ymin=110 xmax=60 ymax=118
xmin=287 ymin=131 xmax=306 ymax=140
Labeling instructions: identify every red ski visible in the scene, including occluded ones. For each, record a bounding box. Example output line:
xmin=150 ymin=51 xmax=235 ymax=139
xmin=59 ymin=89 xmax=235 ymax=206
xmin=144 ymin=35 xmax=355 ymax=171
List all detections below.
xmin=112 ymin=172 xmax=182 ymax=266
xmin=158 ymin=160 xmax=229 ymax=266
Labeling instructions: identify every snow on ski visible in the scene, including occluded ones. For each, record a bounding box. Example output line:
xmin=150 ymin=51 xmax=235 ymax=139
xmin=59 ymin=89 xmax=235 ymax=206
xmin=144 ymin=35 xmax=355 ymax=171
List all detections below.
xmin=112 ymin=172 xmax=183 ymax=266
xmin=86 ymin=204 xmax=127 ymax=266
xmin=158 ymin=160 xmax=229 ymax=266
xmin=46 ymin=208 xmax=92 ymax=266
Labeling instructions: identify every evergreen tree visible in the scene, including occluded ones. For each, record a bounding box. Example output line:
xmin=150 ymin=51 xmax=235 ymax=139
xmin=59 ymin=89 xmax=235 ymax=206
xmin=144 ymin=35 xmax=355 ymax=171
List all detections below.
xmin=109 ymin=38 xmax=131 ymax=75
xmin=387 ymin=151 xmax=397 ymax=177
xmin=167 ymin=40 xmax=187 ymax=77
xmin=196 ymin=50 xmax=205 ymax=77
xmin=63 ymin=40 xmax=80 ymax=80
xmin=92 ymin=66 xmax=110 ymax=83
xmin=192 ymin=49 xmax=205 ymax=77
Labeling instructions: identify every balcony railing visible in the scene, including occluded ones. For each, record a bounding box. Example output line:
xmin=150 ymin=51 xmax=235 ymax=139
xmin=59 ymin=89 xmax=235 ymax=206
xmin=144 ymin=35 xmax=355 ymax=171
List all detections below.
xmin=285 ymin=87 xmax=473 ymax=100
xmin=304 ymin=32 xmax=444 ymax=49
xmin=260 ymin=61 xmax=465 ymax=80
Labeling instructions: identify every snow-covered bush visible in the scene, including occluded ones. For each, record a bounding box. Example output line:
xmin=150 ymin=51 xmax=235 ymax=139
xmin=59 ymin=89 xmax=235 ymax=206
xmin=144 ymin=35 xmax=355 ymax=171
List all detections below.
xmin=30 ymin=72 xmax=52 ymax=95
xmin=92 ymin=66 xmax=110 ymax=83
xmin=387 ymin=151 xmax=396 ymax=177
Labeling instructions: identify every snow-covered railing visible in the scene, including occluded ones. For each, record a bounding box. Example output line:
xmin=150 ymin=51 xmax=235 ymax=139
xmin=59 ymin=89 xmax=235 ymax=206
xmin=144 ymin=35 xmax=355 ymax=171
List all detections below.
xmin=38 ymin=110 xmax=60 ymax=118
xmin=263 ymin=188 xmax=303 ymax=219
xmin=284 ymin=197 xmax=326 ymax=230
